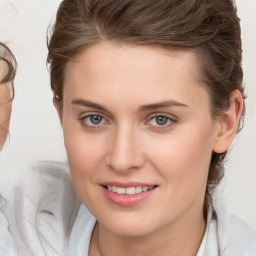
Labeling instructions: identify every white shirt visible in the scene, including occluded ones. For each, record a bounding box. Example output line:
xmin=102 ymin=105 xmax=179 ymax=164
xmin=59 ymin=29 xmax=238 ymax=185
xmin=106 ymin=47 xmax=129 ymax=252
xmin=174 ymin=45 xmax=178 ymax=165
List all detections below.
xmin=68 ymin=203 xmax=96 ymax=256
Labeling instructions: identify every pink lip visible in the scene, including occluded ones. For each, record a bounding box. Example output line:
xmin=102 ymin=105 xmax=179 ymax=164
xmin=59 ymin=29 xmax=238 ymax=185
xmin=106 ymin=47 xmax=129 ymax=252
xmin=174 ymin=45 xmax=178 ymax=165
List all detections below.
xmin=100 ymin=183 xmax=157 ymax=207
xmin=101 ymin=181 xmax=155 ymax=188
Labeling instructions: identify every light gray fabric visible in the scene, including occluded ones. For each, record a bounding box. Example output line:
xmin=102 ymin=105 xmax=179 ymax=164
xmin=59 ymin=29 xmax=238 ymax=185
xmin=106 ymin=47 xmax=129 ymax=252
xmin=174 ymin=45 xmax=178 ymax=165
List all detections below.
xmin=0 ymin=161 xmax=81 ymax=256
xmin=213 ymin=201 xmax=256 ymax=256
xmin=0 ymin=194 xmax=18 ymax=256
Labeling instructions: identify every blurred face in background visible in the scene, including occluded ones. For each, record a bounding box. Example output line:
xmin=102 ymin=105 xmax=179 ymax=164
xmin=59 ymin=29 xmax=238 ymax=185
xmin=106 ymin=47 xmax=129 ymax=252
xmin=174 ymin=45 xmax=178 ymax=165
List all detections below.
xmin=0 ymin=59 xmax=12 ymax=149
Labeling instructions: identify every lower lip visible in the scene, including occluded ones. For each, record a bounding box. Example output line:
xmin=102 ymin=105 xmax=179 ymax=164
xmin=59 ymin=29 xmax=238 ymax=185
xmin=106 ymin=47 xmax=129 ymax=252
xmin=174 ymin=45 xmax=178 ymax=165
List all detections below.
xmin=101 ymin=186 xmax=157 ymax=207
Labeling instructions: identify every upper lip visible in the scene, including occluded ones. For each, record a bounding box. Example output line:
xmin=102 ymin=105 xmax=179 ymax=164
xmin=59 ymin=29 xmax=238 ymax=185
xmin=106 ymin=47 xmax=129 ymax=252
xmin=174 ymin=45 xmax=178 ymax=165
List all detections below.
xmin=101 ymin=181 xmax=157 ymax=188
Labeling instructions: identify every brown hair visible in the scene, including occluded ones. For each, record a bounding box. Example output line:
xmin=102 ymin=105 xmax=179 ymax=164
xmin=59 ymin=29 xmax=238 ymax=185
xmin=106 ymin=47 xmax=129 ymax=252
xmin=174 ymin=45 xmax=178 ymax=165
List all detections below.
xmin=47 ymin=0 xmax=245 ymax=211
xmin=0 ymin=42 xmax=17 ymax=101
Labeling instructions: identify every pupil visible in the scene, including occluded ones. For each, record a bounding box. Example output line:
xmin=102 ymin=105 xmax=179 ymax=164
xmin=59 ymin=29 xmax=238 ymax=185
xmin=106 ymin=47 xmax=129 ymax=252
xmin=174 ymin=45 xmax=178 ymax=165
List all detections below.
xmin=90 ymin=115 xmax=102 ymax=125
xmin=156 ymin=116 xmax=168 ymax=125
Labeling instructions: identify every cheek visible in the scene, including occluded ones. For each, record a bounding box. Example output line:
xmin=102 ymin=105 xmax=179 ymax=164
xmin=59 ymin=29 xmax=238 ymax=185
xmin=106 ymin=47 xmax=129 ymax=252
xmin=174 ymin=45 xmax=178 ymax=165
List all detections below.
xmin=63 ymin=123 xmax=108 ymax=184
xmin=145 ymin=124 xmax=214 ymax=193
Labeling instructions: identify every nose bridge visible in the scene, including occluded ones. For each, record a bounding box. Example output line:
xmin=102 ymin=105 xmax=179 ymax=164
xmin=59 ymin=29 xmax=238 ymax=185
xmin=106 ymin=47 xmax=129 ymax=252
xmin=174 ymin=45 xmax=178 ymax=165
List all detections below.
xmin=106 ymin=121 xmax=143 ymax=173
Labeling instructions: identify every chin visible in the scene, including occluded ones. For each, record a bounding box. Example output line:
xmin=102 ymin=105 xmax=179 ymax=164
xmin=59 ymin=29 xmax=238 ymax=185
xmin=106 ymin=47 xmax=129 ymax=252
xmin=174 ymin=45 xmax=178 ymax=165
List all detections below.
xmin=107 ymin=222 xmax=156 ymax=237
xmin=97 ymin=211 xmax=165 ymax=238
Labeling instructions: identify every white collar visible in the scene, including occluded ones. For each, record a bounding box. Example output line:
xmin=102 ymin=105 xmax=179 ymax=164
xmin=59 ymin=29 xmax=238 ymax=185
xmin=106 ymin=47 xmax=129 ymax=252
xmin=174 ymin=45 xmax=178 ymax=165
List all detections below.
xmin=68 ymin=203 xmax=96 ymax=256
xmin=197 ymin=206 xmax=219 ymax=256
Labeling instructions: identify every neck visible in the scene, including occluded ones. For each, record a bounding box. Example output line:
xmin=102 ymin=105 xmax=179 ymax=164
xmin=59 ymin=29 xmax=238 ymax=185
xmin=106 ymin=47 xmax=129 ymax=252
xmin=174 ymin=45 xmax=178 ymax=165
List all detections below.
xmin=89 ymin=204 xmax=206 ymax=256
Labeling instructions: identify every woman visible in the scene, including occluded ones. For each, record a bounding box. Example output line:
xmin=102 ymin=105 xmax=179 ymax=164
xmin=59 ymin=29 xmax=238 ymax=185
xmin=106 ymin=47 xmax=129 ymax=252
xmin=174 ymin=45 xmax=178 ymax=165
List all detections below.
xmin=47 ymin=0 xmax=255 ymax=255
xmin=0 ymin=42 xmax=17 ymax=255
xmin=2 ymin=0 xmax=256 ymax=255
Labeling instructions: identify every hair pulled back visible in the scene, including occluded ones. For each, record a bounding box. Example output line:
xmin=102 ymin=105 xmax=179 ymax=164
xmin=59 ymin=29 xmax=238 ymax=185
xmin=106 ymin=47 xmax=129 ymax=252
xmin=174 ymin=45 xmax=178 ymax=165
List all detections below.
xmin=47 ymin=0 xmax=245 ymax=210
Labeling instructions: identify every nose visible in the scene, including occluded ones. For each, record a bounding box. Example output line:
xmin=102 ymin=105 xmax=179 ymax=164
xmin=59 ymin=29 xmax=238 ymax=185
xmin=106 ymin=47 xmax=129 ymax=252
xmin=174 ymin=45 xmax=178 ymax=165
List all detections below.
xmin=106 ymin=124 xmax=145 ymax=174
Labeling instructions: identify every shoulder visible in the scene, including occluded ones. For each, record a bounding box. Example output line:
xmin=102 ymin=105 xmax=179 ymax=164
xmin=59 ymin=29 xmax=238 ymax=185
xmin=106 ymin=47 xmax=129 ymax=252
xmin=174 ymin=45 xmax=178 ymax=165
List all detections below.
xmin=2 ymin=161 xmax=81 ymax=256
xmin=214 ymin=200 xmax=256 ymax=255
xmin=13 ymin=160 xmax=80 ymax=219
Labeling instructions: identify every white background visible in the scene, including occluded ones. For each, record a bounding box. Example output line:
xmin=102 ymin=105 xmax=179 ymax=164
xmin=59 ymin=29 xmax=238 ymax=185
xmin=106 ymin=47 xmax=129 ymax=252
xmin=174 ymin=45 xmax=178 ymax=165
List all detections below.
xmin=0 ymin=0 xmax=256 ymax=229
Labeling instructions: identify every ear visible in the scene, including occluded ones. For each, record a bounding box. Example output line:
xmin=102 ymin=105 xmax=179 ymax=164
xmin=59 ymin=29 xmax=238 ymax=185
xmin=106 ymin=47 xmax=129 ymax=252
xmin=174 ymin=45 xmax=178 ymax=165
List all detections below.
xmin=53 ymin=95 xmax=62 ymax=123
xmin=213 ymin=90 xmax=244 ymax=153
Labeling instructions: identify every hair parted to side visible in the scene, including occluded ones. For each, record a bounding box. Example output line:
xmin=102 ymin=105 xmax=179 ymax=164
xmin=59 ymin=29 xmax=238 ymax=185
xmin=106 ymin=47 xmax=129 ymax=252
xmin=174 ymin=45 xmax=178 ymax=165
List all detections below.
xmin=0 ymin=42 xmax=17 ymax=101
xmin=47 ymin=0 xmax=245 ymax=212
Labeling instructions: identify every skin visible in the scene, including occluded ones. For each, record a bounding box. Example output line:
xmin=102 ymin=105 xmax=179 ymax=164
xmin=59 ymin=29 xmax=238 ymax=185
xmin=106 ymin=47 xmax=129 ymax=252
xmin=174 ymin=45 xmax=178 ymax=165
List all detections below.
xmin=54 ymin=42 xmax=243 ymax=256
xmin=0 ymin=60 xmax=12 ymax=150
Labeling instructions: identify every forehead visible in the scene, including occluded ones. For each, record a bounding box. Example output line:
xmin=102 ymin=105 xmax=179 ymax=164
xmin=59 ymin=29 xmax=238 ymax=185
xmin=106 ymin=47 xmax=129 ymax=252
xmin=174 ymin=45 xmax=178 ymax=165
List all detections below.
xmin=63 ymin=42 xmax=208 ymax=108
xmin=65 ymin=42 xmax=201 ymax=81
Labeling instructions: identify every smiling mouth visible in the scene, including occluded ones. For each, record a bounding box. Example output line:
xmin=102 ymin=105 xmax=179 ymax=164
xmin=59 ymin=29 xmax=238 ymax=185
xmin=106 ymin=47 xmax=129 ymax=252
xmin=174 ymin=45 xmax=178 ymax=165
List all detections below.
xmin=102 ymin=185 xmax=158 ymax=195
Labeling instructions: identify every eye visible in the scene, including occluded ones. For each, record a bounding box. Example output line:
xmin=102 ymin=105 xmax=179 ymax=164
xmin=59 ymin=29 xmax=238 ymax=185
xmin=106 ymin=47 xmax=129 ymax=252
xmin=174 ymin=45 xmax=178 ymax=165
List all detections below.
xmin=153 ymin=116 xmax=169 ymax=126
xmin=146 ymin=115 xmax=176 ymax=129
xmin=87 ymin=115 xmax=103 ymax=125
xmin=80 ymin=114 xmax=109 ymax=129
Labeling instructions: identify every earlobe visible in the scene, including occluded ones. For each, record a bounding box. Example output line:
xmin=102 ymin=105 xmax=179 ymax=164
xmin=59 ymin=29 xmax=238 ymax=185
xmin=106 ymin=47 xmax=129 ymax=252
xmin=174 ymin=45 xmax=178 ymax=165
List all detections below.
xmin=53 ymin=95 xmax=59 ymax=112
xmin=213 ymin=90 xmax=243 ymax=153
xmin=53 ymin=95 xmax=62 ymax=122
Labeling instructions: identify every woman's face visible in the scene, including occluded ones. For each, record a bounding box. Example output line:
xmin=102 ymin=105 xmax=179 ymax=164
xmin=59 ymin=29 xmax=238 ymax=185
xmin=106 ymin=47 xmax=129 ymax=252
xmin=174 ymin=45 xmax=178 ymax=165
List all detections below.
xmin=0 ymin=60 xmax=12 ymax=149
xmin=60 ymin=42 xmax=221 ymax=237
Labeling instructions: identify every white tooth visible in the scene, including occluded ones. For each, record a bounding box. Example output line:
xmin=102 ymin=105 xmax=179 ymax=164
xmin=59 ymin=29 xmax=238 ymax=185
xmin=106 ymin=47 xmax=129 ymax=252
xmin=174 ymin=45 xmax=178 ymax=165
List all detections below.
xmin=116 ymin=187 xmax=126 ymax=194
xmin=135 ymin=186 xmax=143 ymax=193
xmin=112 ymin=186 xmax=117 ymax=192
xmin=142 ymin=186 xmax=149 ymax=192
xmin=126 ymin=187 xmax=136 ymax=195
xmin=107 ymin=186 xmax=112 ymax=191
xmin=149 ymin=186 xmax=153 ymax=190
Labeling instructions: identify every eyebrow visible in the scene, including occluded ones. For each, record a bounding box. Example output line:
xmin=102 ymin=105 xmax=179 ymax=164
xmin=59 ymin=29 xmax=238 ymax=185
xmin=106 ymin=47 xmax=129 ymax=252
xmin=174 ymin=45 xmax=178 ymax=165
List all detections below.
xmin=139 ymin=100 xmax=189 ymax=112
xmin=72 ymin=98 xmax=109 ymax=112
xmin=71 ymin=98 xmax=188 ymax=113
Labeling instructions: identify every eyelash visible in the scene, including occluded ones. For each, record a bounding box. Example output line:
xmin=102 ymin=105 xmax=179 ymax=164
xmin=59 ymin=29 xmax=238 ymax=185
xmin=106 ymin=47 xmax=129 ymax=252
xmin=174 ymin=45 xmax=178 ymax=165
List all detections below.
xmin=79 ymin=114 xmax=109 ymax=130
xmin=146 ymin=115 xmax=177 ymax=130
xmin=79 ymin=113 xmax=177 ymax=131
